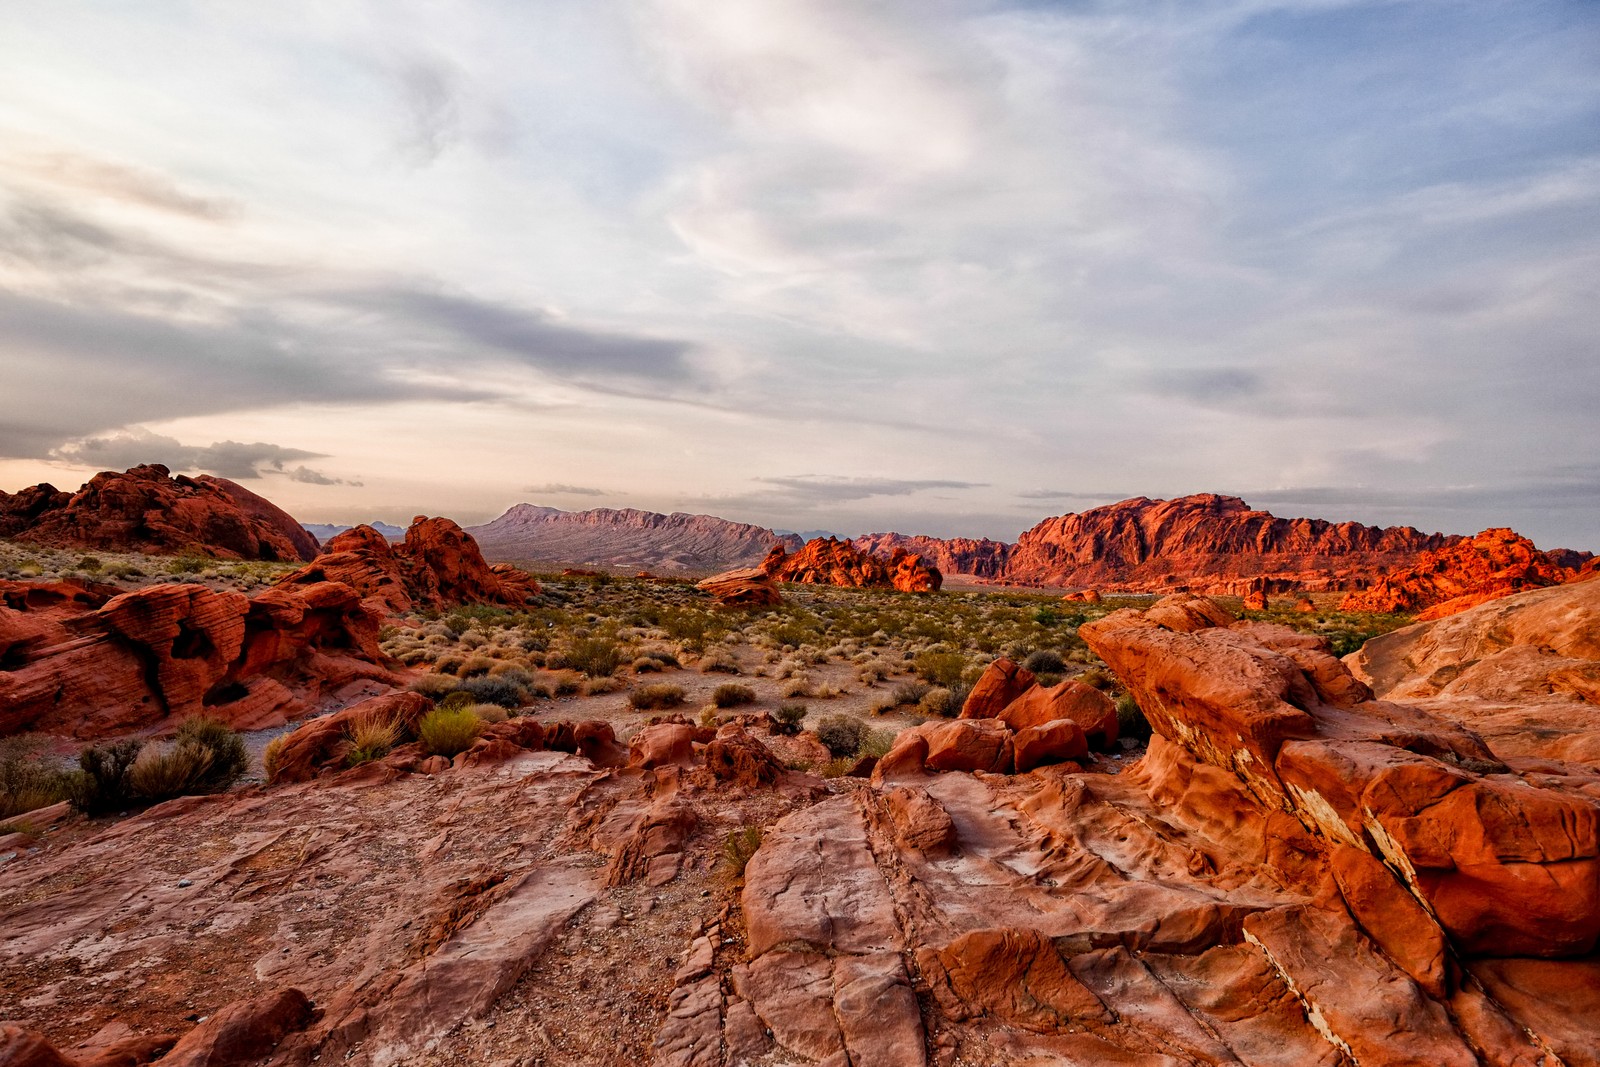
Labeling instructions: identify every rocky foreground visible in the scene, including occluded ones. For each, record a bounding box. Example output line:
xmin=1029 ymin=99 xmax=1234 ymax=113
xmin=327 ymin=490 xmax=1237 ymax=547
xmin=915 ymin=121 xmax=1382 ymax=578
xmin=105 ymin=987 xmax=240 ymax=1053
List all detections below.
xmin=4 ymin=578 xmax=1600 ymax=1065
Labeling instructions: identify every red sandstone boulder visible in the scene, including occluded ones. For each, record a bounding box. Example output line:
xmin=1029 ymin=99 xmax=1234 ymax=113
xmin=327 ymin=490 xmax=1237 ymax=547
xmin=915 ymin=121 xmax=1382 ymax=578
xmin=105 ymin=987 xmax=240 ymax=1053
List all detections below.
xmin=0 ymin=464 xmax=319 ymax=562
xmin=920 ymin=928 xmax=1111 ymax=1032
xmin=704 ymin=723 xmax=786 ymax=790
xmin=995 ymin=679 xmax=1118 ymax=746
xmin=1341 ymin=527 xmax=1577 ymax=619
xmin=157 ymin=987 xmax=313 ymax=1067
xmin=278 ymin=516 xmax=540 ymax=612
xmin=269 ymin=692 xmax=433 ymax=783
xmin=960 ymin=658 xmax=1036 ymax=719
xmin=1294 ymin=595 xmax=1316 ymax=612
xmin=1012 ymin=719 xmax=1089 ymax=771
xmin=852 ymin=532 xmax=1011 ymax=578
xmin=696 ymin=567 xmax=782 ymax=607
xmin=1061 ymin=588 xmax=1102 ymax=604
xmin=762 ymin=537 xmax=941 ymax=593
xmin=0 ymin=1026 xmax=76 ymax=1067
xmin=924 ymin=719 xmax=1013 ymax=774
xmin=629 ymin=723 xmax=697 ymax=769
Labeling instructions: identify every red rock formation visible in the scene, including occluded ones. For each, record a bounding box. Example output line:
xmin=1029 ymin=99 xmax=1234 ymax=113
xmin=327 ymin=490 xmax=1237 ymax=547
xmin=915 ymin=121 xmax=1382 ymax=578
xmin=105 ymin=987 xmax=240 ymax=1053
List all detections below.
xmin=278 ymin=516 xmax=541 ymax=612
xmin=1004 ymin=493 xmax=1455 ymax=594
xmin=0 ymin=577 xmax=395 ymax=739
xmin=1061 ymin=588 xmax=1101 ymax=603
xmin=1079 ymin=594 xmax=1599 ymax=958
xmin=695 ymin=567 xmax=782 ymax=607
xmin=852 ymin=532 xmax=1011 ymax=578
xmin=762 ymin=537 xmax=941 ymax=593
xmin=0 ymin=464 xmax=319 ymax=562
xmin=1340 ymin=526 xmax=1578 ymax=619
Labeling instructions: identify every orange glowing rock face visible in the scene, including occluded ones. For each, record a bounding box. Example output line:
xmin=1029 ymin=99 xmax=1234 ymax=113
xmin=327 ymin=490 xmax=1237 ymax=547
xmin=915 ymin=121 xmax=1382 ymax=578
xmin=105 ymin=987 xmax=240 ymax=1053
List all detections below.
xmin=1341 ymin=526 xmax=1580 ymax=618
xmin=762 ymin=536 xmax=941 ymax=592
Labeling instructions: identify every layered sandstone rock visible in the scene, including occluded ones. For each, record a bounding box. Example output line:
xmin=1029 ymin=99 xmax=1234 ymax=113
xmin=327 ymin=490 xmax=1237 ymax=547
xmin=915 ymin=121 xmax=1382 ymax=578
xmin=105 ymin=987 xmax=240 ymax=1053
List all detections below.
xmin=278 ymin=516 xmax=541 ymax=613
xmin=1339 ymin=526 xmax=1580 ymax=619
xmin=763 ymin=537 xmax=941 ymax=593
xmin=0 ymin=464 xmax=320 ymax=562
xmin=695 ymin=567 xmax=782 ymax=607
xmin=0 ymin=578 xmax=395 ymax=739
xmin=1004 ymin=493 xmax=1455 ymax=593
xmin=852 ymin=532 xmax=1011 ymax=578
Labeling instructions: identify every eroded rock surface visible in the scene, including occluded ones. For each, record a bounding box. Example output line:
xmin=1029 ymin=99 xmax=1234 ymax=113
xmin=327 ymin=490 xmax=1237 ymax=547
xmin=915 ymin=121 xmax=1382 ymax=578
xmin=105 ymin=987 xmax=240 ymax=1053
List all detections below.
xmin=1340 ymin=526 xmax=1582 ymax=619
xmin=695 ymin=567 xmax=782 ymax=607
xmin=0 ymin=464 xmax=319 ymax=562
xmin=278 ymin=517 xmax=541 ymax=613
xmin=763 ymin=537 xmax=942 ymax=593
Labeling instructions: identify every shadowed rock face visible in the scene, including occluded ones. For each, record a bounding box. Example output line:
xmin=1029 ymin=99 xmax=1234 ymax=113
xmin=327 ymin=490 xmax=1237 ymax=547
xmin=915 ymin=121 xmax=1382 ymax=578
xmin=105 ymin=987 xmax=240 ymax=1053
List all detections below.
xmin=853 ymin=532 xmax=1012 ymax=578
xmin=1340 ymin=526 xmax=1583 ymax=618
xmin=277 ymin=516 xmax=541 ymax=613
xmin=763 ymin=537 xmax=941 ymax=593
xmin=0 ymin=464 xmax=320 ymax=562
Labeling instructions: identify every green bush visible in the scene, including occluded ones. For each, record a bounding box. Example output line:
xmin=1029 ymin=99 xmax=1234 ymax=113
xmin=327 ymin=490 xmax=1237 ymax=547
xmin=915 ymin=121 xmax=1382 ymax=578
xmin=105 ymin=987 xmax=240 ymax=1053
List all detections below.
xmin=1021 ymin=649 xmax=1066 ymax=675
xmin=172 ymin=717 xmax=247 ymax=792
xmin=718 ymin=825 xmax=764 ymax=884
xmin=127 ymin=743 xmax=215 ymax=800
xmin=815 ymin=714 xmax=867 ymax=758
xmin=918 ymin=685 xmax=969 ymax=718
xmin=0 ymin=736 xmax=78 ymax=820
xmin=628 ymin=683 xmax=687 ymax=710
xmin=456 ymin=674 xmax=527 ymax=708
xmin=417 ymin=706 xmax=483 ymax=758
xmin=774 ymin=704 xmax=808 ymax=735
xmin=72 ymin=740 xmax=144 ymax=815
xmin=565 ymin=637 xmax=622 ymax=678
xmin=912 ymin=650 xmax=967 ymax=687
xmin=861 ymin=727 xmax=897 ymax=759
xmin=1116 ymin=693 xmax=1153 ymax=744
xmin=711 ymin=683 xmax=757 ymax=709
xmin=345 ymin=712 xmax=401 ymax=766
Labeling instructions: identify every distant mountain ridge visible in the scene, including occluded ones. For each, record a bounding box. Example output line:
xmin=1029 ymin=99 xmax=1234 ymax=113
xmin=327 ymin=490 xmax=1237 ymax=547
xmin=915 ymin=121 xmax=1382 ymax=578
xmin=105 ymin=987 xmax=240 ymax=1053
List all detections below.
xmin=467 ymin=504 xmax=802 ymax=573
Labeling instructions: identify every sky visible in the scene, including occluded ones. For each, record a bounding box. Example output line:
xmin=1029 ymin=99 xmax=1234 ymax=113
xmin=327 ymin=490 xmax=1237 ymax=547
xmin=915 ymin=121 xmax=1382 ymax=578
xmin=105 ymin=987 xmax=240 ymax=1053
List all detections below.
xmin=0 ymin=0 xmax=1596 ymax=549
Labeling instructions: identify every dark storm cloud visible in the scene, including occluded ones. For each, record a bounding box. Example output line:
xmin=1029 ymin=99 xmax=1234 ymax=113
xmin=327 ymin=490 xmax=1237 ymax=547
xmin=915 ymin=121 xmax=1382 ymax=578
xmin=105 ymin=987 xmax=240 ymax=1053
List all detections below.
xmin=53 ymin=430 xmax=323 ymax=479
xmin=363 ymin=288 xmax=693 ymax=380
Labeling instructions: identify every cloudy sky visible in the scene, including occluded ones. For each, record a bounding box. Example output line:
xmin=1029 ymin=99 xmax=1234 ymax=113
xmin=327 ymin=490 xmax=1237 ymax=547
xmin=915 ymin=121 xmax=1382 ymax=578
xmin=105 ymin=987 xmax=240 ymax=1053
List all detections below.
xmin=1 ymin=0 xmax=1596 ymax=548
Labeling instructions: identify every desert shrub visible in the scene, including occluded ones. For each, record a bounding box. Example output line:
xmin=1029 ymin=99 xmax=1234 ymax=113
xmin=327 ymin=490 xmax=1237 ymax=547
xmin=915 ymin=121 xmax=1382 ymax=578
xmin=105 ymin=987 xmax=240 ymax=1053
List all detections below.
xmin=699 ymin=653 xmax=741 ymax=674
xmin=631 ymin=656 xmax=663 ymax=673
xmin=172 ymin=717 xmax=247 ymax=792
xmin=1022 ymin=649 xmax=1066 ymax=675
xmin=1117 ymin=694 xmax=1153 ymax=744
xmin=458 ymin=631 xmax=488 ymax=650
xmin=471 ymin=703 xmax=509 ymax=724
xmin=698 ymin=706 xmax=722 ymax=730
xmin=345 ymin=712 xmax=401 ymax=766
xmin=433 ymin=653 xmax=467 ymax=675
xmin=775 ymin=704 xmax=808 ymax=735
xmin=861 ymin=728 xmax=897 ymax=759
xmin=891 ymin=680 xmax=931 ymax=706
xmin=103 ymin=562 xmax=143 ymax=580
xmin=127 ymin=743 xmax=215 ymax=800
xmin=1078 ymin=667 xmax=1116 ymax=692
xmin=262 ymin=736 xmax=287 ymax=783
xmin=712 ymin=683 xmax=757 ymax=709
xmin=565 ymin=637 xmax=621 ymax=678
xmin=582 ymin=675 xmax=624 ymax=696
xmin=0 ymin=736 xmax=78 ymax=820
xmin=913 ymin=651 xmax=968 ymax=688
xmin=641 ymin=648 xmax=681 ymax=669
xmin=167 ymin=556 xmax=208 ymax=575
xmin=628 ymin=683 xmax=687 ymax=711
xmin=718 ymin=825 xmax=764 ymax=884
xmin=919 ymin=685 xmax=968 ymax=718
xmin=71 ymin=740 xmax=143 ymax=814
xmin=457 ymin=654 xmax=496 ymax=677
xmin=488 ymin=662 xmax=533 ymax=682
xmin=456 ymin=674 xmax=527 ymax=708
xmin=411 ymin=673 xmax=461 ymax=700
xmin=815 ymin=714 xmax=867 ymax=758
xmin=779 ymin=676 xmax=812 ymax=698
xmin=417 ymin=706 xmax=483 ymax=758
xmin=76 ymin=555 xmax=103 ymax=573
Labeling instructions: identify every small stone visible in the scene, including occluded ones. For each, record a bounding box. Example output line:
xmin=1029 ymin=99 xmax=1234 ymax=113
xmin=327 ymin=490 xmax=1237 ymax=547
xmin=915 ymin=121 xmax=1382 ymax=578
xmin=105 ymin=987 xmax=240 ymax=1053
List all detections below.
xmin=178 ymin=879 xmax=193 ymax=888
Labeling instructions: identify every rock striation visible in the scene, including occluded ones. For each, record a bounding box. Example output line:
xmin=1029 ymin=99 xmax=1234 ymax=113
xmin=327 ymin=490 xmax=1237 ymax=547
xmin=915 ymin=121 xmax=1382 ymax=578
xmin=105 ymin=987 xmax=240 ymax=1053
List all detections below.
xmin=852 ymin=532 xmax=1012 ymax=578
xmin=694 ymin=567 xmax=782 ymax=607
xmin=1339 ymin=526 xmax=1580 ymax=619
xmin=277 ymin=516 xmax=541 ymax=613
xmin=0 ymin=464 xmax=320 ymax=562
xmin=467 ymin=504 xmax=802 ymax=573
xmin=762 ymin=537 xmax=941 ymax=593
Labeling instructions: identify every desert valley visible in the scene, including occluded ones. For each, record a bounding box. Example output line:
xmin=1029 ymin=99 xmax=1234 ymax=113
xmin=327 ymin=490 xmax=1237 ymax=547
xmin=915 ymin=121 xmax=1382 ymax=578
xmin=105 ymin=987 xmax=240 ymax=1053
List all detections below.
xmin=1 ymin=463 xmax=1598 ymax=1067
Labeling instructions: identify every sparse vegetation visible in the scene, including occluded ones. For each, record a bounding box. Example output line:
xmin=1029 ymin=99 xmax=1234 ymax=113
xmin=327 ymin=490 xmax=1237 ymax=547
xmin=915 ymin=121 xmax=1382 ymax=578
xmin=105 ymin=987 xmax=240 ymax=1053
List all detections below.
xmin=775 ymin=704 xmax=808 ymax=734
xmin=416 ymin=706 xmax=483 ymax=757
xmin=0 ymin=736 xmax=78 ymax=820
xmin=71 ymin=740 xmax=144 ymax=815
xmin=628 ymin=683 xmax=687 ymax=710
xmin=345 ymin=711 xmax=402 ymax=765
xmin=815 ymin=714 xmax=868 ymax=758
xmin=565 ymin=637 xmax=622 ymax=678
xmin=718 ymin=824 xmax=764 ymax=884
xmin=711 ymin=683 xmax=757 ymax=708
